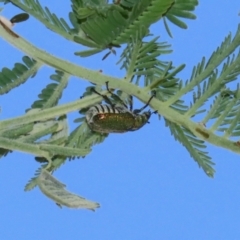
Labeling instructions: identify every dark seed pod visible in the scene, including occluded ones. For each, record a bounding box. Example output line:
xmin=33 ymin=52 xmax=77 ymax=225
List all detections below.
xmin=10 ymin=13 xmax=29 ymax=24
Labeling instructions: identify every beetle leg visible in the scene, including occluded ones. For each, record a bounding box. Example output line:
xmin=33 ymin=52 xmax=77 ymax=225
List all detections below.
xmin=133 ymin=91 xmax=156 ymax=114
xmin=105 ymin=82 xmax=128 ymax=108
xmin=91 ymin=87 xmax=115 ymax=107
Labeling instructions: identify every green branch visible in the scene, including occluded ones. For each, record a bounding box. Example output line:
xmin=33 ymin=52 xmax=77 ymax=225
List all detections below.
xmin=1 ymin=22 xmax=240 ymax=157
xmin=0 ymin=136 xmax=48 ymax=157
xmin=0 ymin=94 xmax=102 ymax=129
xmin=165 ymin=25 xmax=240 ymax=106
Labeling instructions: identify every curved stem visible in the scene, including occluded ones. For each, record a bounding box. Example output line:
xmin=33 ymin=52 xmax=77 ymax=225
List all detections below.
xmin=0 ymin=94 xmax=101 ymax=129
xmin=1 ymin=23 xmax=240 ymax=156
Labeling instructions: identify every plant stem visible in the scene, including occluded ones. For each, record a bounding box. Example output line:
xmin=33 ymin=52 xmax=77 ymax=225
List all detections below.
xmin=1 ymin=23 xmax=240 ymax=156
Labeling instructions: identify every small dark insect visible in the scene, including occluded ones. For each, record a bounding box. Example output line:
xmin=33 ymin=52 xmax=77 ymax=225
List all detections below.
xmin=86 ymin=82 xmax=155 ymax=133
xmin=0 ymin=13 xmax=29 ymax=38
xmin=10 ymin=13 xmax=29 ymax=24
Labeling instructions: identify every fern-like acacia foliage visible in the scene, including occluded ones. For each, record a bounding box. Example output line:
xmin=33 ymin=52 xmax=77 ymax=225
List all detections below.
xmin=0 ymin=0 xmax=240 ymax=208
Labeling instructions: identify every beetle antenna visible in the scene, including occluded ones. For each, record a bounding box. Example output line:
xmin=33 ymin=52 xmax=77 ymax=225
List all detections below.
xmin=133 ymin=91 xmax=156 ymax=114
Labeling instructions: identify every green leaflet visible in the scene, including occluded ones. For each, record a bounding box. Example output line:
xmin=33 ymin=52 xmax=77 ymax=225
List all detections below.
xmin=7 ymin=0 xmax=75 ymax=42
xmin=38 ymin=169 xmax=100 ymax=210
xmin=166 ymin=119 xmax=215 ymax=177
xmin=114 ymin=0 xmax=174 ymax=44
xmin=0 ymin=56 xmax=40 ymax=95
xmin=73 ymin=0 xmax=175 ymax=56
xmin=207 ymin=89 xmax=240 ymax=138
xmin=29 ymin=70 xmax=69 ymax=110
xmin=163 ymin=0 xmax=198 ymax=37
xmin=25 ymin=121 xmax=107 ymax=190
xmin=117 ymin=36 xmax=174 ymax=83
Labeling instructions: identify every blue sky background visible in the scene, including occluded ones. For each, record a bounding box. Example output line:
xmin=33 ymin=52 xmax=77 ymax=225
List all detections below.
xmin=1 ymin=1 xmax=240 ymax=240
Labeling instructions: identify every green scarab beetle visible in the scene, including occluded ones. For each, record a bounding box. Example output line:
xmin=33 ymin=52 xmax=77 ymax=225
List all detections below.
xmin=85 ymin=83 xmax=155 ymax=133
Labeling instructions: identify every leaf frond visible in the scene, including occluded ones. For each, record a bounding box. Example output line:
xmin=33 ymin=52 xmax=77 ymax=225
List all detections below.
xmin=166 ymin=119 xmax=215 ymax=177
xmin=24 ymin=166 xmax=43 ymax=191
xmin=38 ymin=169 xmax=100 ymax=210
xmin=29 ymin=70 xmax=69 ymax=110
xmin=205 ymin=88 xmax=240 ymax=138
xmin=163 ymin=0 xmax=198 ymax=37
xmin=113 ymin=0 xmax=174 ymax=45
xmin=117 ymin=35 xmax=172 ymax=82
xmin=8 ymin=0 xmax=75 ymax=40
xmin=166 ymin=26 xmax=240 ymax=108
xmin=25 ymin=121 xmax=107 ymax=190
xmin=183 ymin=43 xmax=240 ymax=118
xmin=72 ymin=0 xmax=174 ymax=56
xmin=0 ymin=56 xmax=40 ymax=95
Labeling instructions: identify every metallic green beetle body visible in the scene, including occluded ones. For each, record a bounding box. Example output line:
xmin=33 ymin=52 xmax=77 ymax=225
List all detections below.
xmin=85 ymin=82 xmax=155 ymax=134
xmin=86 ymin=104 xmax=151 ymax=133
